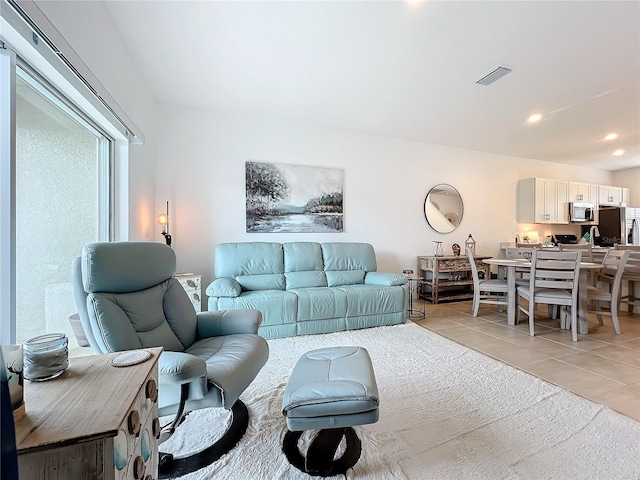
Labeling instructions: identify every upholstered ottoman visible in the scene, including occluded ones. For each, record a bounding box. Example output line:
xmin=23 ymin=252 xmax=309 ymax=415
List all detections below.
xmin=281 ymin=346 xmax=379 ymax=477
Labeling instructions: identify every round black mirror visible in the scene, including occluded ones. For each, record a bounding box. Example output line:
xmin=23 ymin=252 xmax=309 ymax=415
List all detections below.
xmin=424 ymin=184 xmax=464 ymax=233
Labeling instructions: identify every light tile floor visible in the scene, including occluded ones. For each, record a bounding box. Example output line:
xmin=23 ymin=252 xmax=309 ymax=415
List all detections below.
xmin=411 ymin=299 xmax=640 ymax=421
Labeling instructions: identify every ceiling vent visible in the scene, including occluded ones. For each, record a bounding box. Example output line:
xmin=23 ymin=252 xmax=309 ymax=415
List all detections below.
xmin=475 ymin=65 xmax=512 ymax=86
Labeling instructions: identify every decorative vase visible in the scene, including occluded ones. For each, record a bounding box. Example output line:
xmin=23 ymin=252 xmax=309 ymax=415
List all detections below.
xmin=433 ymin=241 xmax=445 ymax=257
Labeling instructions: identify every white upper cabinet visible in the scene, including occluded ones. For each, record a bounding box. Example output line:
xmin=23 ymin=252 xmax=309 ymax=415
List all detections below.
xmin=557 ymin=180 xmax=570 ymax=223
xmin=517 ymin=178 xmax=568 ymax=224
xmin=518 ymin=178 xmax=632 ymax=224
xmin=569 ymin=182 xmax=598 ymax=204
xmin=598 ymin=185 xmax=623 ymax=206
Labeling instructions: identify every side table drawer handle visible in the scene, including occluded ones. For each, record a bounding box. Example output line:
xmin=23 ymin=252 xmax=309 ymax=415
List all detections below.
xmin=128 ymin=410 xmax=141 ymax=436
xmin=146 ymin=379 xmax=158 ymax=403
xmin=133 ymin=455 xmax=146 ymax=479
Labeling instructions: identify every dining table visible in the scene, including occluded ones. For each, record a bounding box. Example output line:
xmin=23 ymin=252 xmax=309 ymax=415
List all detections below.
xmin=483 ymin=257 xmax=602 ymax=334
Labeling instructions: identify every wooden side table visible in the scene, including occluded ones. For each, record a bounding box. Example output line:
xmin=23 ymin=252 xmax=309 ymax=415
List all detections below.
xmin=175 ymin=273 xmax=202 ymax=312
xmin=16 ymin=347 xmax=162 ymax=480
xmin=417 ymin=255 xmax=490 ymax=304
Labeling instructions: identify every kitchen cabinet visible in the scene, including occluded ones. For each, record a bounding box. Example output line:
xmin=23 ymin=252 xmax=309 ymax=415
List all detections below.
xmin=569 ymin=182 xmax=598 ymax=204
xmin=557 ymin=180 xmax=570 ymax=223
xmin=518 ymin=178 xmax=633 ymax=224
xmin=517 ymin=178 xmax=569 ymax=224
xmin=598 ymin=185 xmax=623 ymax=206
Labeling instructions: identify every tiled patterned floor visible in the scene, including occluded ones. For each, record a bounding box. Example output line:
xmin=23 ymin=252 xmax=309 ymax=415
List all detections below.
xmin=412 ymin=299 xmax=640 ymax=421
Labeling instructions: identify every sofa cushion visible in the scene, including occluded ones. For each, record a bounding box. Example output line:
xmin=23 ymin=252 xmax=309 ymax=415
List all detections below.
xmin=216 ymin=290 xmax=298 ymax=327
xmin=284 ymin=242 xmax=324 ymax=272
xmin=338 ymin=284 xmax=406 ymax=315
xmin=325 ymin=270 xmax=365 ymax=287
xmin=235 ymin=273 xmax=285 ymax=291
xmin=285 ymin=271 xmax=327 ymax=289
xmin=290 ymin=287 xmax=347 ymax=321
xmin=321 ymin=243 xmax=377 ymax=272
xmin=215 ymin=242 xmax=284 ymax=278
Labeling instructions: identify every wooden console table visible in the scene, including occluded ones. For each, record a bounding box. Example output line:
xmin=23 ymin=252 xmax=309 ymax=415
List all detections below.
xmin=418 ymin=255 xmax=490 ymax=304
xmin=16 ymin=347 xmax=162 ymax=480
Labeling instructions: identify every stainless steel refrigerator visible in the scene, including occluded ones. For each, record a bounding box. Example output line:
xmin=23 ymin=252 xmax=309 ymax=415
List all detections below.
xmin=595 ymin=206 xmax=640 ymax=246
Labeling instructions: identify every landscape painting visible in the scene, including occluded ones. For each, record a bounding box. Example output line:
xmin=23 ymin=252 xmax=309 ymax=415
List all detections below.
xmin=245 ymin=161 xmax=344 ymax=233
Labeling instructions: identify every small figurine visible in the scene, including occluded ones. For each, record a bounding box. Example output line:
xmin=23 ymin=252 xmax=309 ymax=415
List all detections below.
xmin=452 ymin=243 xmax=461 ymax=256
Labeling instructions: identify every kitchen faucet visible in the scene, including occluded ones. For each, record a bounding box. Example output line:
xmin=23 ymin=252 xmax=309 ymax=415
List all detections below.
xmin=589 ymin=225 xmax=600 ymax=246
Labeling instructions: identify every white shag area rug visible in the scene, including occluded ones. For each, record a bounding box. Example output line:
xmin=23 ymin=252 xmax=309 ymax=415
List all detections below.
xmin=161 ymin=322 xmax=640 ymax=479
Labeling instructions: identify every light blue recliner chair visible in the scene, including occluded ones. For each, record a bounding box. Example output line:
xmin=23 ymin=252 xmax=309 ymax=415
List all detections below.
xmin=72 ymin=241 xmax=269 ymax=478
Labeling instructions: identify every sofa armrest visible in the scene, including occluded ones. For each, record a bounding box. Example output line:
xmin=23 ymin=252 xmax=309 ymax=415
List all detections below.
xmin=206 ymin=277 xmax=241 ymax=298
xmin=196 ymin=309 xmax=263 ymax=338
xmin=364 ymin=272 xmax=408 ymax=287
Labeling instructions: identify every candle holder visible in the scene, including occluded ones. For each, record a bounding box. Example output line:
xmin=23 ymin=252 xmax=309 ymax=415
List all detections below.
xmin=24 ymin=333 xmax=69 ymax=382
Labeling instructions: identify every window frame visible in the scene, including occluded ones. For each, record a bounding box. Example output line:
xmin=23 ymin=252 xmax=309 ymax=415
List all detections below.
xmin=16 ymin=61 xmax=115 ymax=241
xmin=1 ymin=28 xmax=131 ymax=344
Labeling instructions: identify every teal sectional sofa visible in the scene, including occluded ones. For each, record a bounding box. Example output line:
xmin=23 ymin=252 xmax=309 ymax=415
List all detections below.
xmin=206 ymin=242 xmax=408 ymax=339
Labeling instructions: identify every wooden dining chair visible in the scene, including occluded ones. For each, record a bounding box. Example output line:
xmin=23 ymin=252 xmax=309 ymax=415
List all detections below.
xmin=516 ymin=243 xmax=543 ymax=249
xmin=587 ymin=249 xmax=630 ymax=334
xmin=558 ymin=243 xmax=598 ymax=288
xmin=505 ymin=247 xmax=536 ymax=285
xmin=506 ymin=246 xmax=551 ymax=315
xmin=517 ymin=250 xmax=581 ymax=341
xmin=505 ymin=247 xmax=536 ymax=260
xmin=615 ymin=245 xmax=640 ymax=314
xmin=467 ymin=248 xmax=508 ymax=316
xmin=558 ymin=243 xmax=593 ymax=262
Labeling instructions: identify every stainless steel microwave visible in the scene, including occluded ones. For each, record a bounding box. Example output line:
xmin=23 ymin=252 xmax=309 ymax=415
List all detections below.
xmin=569 ymin=202 xmax=595 ymax=223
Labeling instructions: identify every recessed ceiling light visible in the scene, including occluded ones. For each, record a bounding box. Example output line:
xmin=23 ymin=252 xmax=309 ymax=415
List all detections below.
xmin=613 ymin=149 xmax=625 ymax=156
xmin=604 ymin=133 xmax=619 ymax=141
xmin=527 ymin=113 xmax=543 ymax=123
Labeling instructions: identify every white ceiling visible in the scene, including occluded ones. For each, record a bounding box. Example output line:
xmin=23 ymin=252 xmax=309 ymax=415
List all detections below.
xmin=103 ymin=0 xmax=640 ymax=171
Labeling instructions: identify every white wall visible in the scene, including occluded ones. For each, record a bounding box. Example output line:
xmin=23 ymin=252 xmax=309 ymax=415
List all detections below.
xmin=27 ymin=1 xmax=639 ymax=289
xmin=613 ymin=167 xmax=640 ymax=207
xmin=155 ymin=104 xmax=618 ymax=288
xmin=33 ymin=0 xmax=157 ymax=240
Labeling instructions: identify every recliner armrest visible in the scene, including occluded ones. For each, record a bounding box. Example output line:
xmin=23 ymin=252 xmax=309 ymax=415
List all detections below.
xmin=158 ymin=351 xmax=207 ymax=385
xmin=364 ymin=272 xmax=408 ymax=287
xmin=196 ymin=309 xmax=263 ymax=338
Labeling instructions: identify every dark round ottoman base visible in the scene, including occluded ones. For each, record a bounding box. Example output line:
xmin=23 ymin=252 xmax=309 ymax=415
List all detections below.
xmin=283 ymin=427 xmax=362 ymax=477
